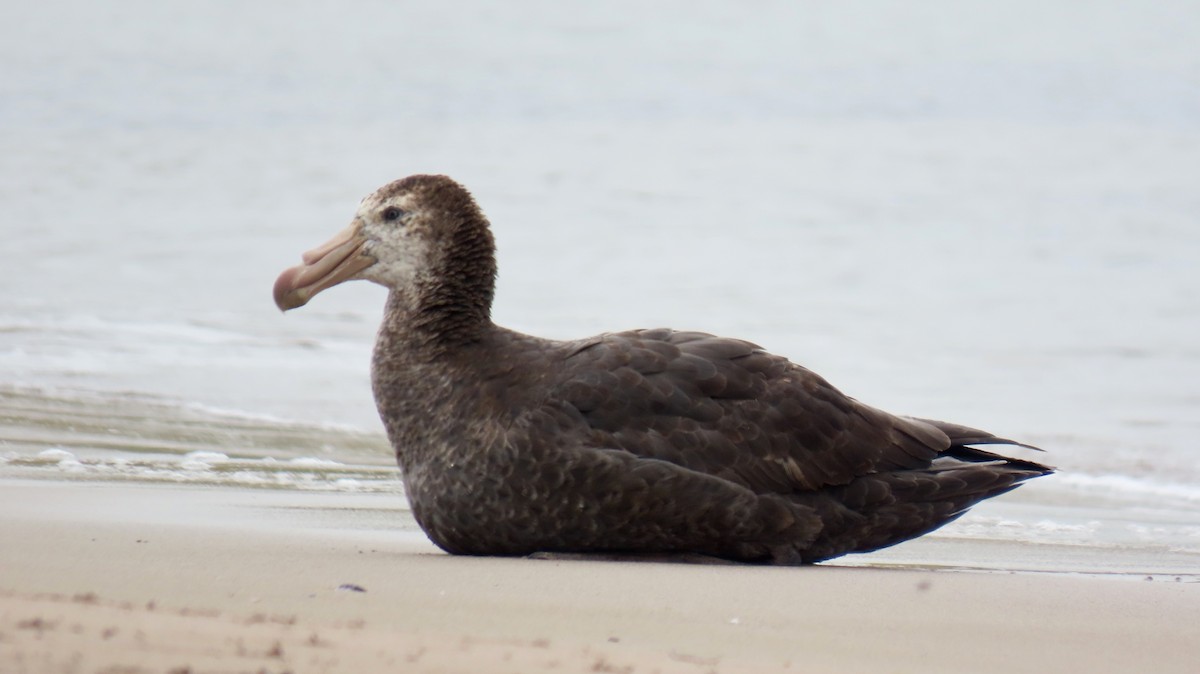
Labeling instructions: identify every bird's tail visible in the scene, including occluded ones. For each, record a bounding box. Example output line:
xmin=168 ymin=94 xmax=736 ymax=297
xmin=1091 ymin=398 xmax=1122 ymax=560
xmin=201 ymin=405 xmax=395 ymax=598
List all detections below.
xmin=790 ymin=442 xmax=1052 ymax=564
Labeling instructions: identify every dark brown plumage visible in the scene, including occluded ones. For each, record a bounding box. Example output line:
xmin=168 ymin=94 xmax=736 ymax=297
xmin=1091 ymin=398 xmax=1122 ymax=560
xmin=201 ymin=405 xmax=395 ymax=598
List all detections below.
xmin=274 ymin=174 xmax=1052 ymax=564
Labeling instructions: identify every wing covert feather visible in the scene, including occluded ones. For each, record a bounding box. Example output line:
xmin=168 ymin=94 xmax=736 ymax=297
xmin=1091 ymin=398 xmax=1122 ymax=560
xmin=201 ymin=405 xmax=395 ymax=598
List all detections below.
xmin=549 ymin=329 xmax=947 ymax=493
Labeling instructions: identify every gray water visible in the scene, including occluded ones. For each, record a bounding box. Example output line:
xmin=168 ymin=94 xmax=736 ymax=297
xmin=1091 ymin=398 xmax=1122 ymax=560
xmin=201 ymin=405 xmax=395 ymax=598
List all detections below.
xmin=2 ymin=0 xmax=1199 ymax=569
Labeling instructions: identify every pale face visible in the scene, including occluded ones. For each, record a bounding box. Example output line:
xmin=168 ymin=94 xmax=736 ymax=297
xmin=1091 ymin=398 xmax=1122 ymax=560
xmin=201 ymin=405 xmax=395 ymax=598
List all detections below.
xmin=273 ymin=184 xmax=435 ymax=311
xmin=354 ymin=189 xmax=435 ymax=292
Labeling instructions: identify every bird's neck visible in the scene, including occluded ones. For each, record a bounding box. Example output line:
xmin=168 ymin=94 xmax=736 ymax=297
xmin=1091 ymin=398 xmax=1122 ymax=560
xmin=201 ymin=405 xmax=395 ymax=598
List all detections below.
xmin=377 ymin=284 xmax=492 ymax=360
xmin=369 ymin=215 xmax=503 ymax=467
xmin=378 ymin=215 xmax=498 ymax=357
xmin=371 ymin=286 xmax=506 ymax=476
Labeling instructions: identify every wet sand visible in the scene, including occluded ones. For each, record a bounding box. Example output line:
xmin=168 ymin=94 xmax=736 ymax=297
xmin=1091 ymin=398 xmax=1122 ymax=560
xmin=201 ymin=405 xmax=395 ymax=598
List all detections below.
xmin=2 ymin=479 xmax=1197 ymax=674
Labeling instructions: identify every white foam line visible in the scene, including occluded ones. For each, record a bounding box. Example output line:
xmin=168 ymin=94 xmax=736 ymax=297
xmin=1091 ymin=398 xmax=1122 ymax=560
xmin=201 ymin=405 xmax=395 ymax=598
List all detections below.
xmin=1054 ymin=473 xmax=1200 ymax=504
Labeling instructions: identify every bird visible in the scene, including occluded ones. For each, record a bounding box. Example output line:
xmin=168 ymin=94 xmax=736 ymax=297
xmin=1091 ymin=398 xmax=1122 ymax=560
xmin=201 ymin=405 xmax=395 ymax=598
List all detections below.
xmin=273 ymin=174 xmax=1052 ymax=565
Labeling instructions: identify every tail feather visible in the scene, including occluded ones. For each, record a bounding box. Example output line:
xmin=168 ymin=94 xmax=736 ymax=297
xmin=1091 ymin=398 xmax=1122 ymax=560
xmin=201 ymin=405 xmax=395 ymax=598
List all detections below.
xmin=940 ymin=444 xmax=1055 ymax=473
xmin=790 ymin=452 xmax=1051 ymax=563
xmin=910 ymin=416 xmax=1047 ymax=453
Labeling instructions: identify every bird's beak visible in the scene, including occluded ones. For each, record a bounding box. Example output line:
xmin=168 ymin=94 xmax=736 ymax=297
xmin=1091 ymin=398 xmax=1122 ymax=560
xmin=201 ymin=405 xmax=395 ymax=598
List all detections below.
xmin=273 ymin=221 xmax=375 ymax=311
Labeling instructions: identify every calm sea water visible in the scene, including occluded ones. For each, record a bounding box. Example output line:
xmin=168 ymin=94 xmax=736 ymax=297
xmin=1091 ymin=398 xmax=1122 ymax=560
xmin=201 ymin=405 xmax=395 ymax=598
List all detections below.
xmin=2 ymin=0 xmax=1198 ymax=570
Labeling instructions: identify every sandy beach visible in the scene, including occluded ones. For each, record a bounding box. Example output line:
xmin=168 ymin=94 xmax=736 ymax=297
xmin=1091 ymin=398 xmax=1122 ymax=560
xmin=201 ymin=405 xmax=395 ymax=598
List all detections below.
xmin=3 ymin=478 xmax=1196 ymax=674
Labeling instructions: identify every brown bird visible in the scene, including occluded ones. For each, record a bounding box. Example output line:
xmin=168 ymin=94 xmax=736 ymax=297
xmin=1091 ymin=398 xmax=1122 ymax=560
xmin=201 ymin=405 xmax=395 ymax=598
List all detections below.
xmin=274 ymin=174 xmax=1051 ymax=564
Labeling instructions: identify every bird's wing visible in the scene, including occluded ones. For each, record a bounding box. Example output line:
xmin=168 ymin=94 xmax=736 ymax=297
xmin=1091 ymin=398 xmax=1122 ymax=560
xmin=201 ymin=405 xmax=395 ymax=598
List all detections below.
xmin=542 ymin=328 xmax=966 ymax=494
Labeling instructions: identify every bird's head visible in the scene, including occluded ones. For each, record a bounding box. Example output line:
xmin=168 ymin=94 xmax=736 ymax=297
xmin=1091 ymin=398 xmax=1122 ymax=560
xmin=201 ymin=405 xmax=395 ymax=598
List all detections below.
xmin=273 ymin=174 xmax=493 ymax=313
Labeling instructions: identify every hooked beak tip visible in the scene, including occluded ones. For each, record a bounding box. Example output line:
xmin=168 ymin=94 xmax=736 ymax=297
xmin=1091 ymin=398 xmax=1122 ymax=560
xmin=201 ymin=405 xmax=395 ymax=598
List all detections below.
xmin=271 ymin=222 xmax=374 ymax=312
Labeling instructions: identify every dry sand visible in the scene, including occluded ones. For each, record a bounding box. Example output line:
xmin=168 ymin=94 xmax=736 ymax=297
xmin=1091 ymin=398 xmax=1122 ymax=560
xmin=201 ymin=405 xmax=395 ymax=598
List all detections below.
xmin=2 ymin=479 xmax=1197 ymax=674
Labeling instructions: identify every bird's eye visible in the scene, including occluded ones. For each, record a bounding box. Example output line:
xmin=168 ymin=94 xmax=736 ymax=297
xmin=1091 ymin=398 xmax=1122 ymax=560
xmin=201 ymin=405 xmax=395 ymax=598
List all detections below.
xmin=381 ymin=206 xmax=405 ymax=222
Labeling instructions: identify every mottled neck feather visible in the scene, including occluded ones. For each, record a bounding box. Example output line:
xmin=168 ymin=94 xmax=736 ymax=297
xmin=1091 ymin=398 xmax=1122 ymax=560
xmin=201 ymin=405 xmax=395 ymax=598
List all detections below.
xmin=381 ymin=215 xmax=498 ymax=356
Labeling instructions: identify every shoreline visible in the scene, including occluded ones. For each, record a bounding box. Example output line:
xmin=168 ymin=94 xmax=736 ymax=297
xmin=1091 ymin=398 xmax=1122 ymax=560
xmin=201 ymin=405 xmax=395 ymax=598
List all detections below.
xmin=4 ymin=479 xmax=1199 ymax=673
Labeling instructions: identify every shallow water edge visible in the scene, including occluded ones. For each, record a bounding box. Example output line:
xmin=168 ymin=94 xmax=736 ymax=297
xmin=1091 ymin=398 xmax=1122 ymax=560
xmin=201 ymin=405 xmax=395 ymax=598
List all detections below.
xmin=4 ymin=384 xmax=1198 ymax=577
